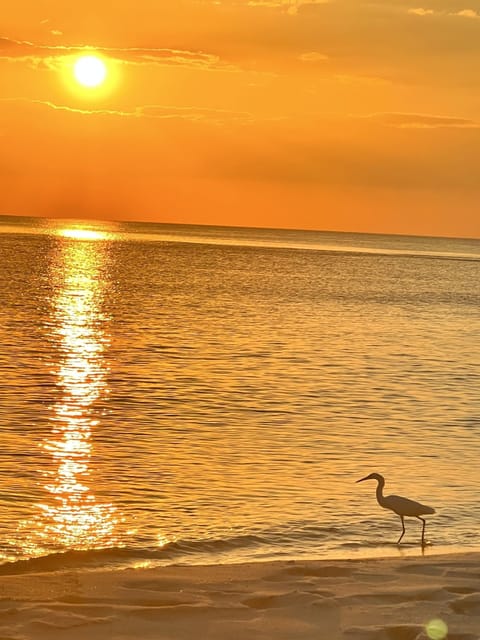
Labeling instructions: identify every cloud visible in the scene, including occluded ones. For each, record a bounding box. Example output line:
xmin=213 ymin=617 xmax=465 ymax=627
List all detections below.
xmin=407 ymin=7 xmax=480 ymax=19
xmin=246 ymin=0 xmax=328 ymax=15
xmin=0 ymin=36 xmax=234 ymax=71
xmin=193 ymin=1 xmax=480 ymax=86
xmin=455 ymin=8 xmax=480 ymax=18
xmin=0 ymin=97 xmax=253 ymax=124
xmin=298 ymin=51 xmax=329 ymax=62
xmin=212 ymin=114 xmax=480 ymax=191
xmin=408 ymin=8 xmax=434 ymax=16
xmin=140 ymin=105 xmax=253 ymax=123
xmin=360 ymin=112 xmax=480 ymax=128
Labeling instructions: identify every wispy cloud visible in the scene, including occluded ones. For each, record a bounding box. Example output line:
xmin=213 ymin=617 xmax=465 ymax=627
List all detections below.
xmin=246 ymin=0 xmax=328 ymax=15
xmin=0 ymin=96 xmax=253 ymax=124
xmin=408 ymin=8 xmax=434 ymax=16
xmin=298 ymin=51 xmax=329 ymax=62
xmin=455 ymin=8 xmax=480 ymax=18
xmin=408 ymin=7 xmax=480 ymax=19
xmin=0 ymin=36 xmax=234 ymax=71
xmin=361 ymin=112 xmax=480 ymax=128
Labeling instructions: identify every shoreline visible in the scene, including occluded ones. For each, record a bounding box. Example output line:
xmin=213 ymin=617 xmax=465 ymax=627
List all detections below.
xmin=2 ymin=542 xmax=480 ymax=577
xmin=1 ymin=552 xmax=479 ymax=639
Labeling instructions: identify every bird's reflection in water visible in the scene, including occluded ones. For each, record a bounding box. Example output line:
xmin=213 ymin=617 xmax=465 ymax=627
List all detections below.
xmin=20 ymin=232 xmax=120 ymax=557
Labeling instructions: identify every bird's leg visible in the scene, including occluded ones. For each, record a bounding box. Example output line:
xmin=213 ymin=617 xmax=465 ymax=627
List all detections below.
xmin=396 ymin=516 xmax=405 ymax=544
xmin=417 ymin=516 xmax=427 ymax=546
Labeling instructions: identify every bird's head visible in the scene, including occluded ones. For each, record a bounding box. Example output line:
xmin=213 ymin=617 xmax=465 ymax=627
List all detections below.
xmin=356 ymin=472 xmax=384 ymax=484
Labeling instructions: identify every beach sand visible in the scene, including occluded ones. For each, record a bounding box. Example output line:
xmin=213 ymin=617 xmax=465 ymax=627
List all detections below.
xmin=0 ymin=553 xmax=479 ymax=639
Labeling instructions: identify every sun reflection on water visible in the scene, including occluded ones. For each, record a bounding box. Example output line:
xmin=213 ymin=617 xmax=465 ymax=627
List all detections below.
xmin=57 ymin=228 xmax=109 ymax=241
xmin=18 ymin=231 xmax=121 ymax=556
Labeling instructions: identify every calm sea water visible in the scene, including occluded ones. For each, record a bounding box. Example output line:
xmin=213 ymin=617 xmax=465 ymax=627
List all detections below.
xmin=0 ymin=215 xmax=479 ymax=573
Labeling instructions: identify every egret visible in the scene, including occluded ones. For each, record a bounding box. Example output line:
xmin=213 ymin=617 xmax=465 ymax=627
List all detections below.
xmin=356 ymin=472 xmax=435 ymax=545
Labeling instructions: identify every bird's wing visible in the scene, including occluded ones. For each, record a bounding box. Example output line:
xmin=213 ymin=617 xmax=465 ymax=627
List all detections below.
xmin=384 ymin=494 xmax=435 ymax=516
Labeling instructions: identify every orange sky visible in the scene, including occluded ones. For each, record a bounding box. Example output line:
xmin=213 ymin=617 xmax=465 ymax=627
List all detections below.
xmin=1 ymin=0 xmax=480 ymax=237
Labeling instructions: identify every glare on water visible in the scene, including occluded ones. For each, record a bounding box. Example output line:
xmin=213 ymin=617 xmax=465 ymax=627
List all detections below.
xmin=16 ymin=234 xmax=120 ymax=556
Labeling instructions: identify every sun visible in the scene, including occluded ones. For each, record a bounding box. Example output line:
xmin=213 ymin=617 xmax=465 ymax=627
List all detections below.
xmin=73 ymin=55 xmax=107 ymax=88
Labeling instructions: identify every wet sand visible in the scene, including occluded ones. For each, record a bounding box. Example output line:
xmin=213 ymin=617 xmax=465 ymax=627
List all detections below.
xmin=0 ymin=553 xmax=479 ymax=639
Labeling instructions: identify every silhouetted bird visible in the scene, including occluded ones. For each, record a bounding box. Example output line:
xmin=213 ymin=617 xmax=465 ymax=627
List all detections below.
xmin=356 ymin=472 xmax=435 ymax=545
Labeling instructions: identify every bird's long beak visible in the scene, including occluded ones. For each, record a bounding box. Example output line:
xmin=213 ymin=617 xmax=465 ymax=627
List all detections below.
xmin=356 ymin=475 xmax=370 ymax=483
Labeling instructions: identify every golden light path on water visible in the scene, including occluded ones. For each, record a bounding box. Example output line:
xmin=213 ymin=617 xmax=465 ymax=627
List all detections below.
xmin=18 ymin=226 xmax=122 ymax=556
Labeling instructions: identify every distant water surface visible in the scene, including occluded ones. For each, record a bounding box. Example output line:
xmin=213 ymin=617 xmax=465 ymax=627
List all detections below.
xmin=0 ymin=215 xmax=479 ymax=573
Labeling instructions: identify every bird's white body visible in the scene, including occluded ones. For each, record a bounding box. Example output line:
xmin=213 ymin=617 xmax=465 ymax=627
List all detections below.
xmin=357 ymin=472 xmax=435 ymax=545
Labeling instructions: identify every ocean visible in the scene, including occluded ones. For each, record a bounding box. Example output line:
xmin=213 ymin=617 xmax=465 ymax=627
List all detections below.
xmin=0 ymin=215 xmax=479 ymax=574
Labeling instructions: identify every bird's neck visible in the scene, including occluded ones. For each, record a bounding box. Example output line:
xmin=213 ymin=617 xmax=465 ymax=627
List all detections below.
xmin=375 ymin=478 xmax=386 ymax=506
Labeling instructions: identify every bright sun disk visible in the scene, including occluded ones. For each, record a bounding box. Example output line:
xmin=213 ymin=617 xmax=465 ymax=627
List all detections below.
xmin=74 ymin=55 xmax=107 ymax=88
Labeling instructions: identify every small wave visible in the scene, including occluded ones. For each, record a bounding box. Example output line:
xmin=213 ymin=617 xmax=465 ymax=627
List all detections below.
xmin=0 ymin=535 xmax=269 ymax=575
xmin=0 ymin=547 xmax=147 ymax=575
xmin=0 ymin=526 xmax=340 ymax=575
